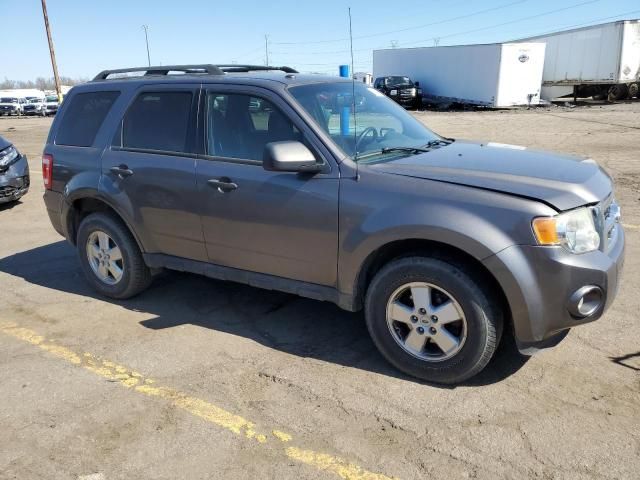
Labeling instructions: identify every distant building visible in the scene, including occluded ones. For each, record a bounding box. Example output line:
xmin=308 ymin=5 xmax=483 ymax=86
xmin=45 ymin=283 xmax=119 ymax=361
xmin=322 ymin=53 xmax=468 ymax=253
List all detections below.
xmin=354 ymin=72 xmax=373 ymax=86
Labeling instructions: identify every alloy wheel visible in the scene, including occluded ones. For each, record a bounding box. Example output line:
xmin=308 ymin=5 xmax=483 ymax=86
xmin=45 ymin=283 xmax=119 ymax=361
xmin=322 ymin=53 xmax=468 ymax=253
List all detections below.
xmin=386 ymin=282 xmax=467 ymax=362
xmin=86 ymin=230 xmax=124 ymax=285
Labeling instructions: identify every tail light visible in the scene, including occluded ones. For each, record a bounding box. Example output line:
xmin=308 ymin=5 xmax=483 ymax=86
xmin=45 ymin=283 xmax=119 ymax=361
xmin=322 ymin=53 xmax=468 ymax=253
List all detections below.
xmin=42 ymin=153 xmax=53 ymax=190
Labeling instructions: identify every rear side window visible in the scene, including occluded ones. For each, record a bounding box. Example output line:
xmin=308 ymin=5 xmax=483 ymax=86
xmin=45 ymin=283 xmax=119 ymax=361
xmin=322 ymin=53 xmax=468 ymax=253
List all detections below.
xmin=118 ymin=92 xmax=193 ymax=153
xmin=56 ymin=91 xmax=120 ymax=147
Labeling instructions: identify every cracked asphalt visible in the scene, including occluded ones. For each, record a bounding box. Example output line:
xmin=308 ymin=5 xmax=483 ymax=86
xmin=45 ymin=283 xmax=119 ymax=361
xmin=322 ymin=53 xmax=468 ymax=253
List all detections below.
xmin=1 ymin=102 xmax=639 ymax=480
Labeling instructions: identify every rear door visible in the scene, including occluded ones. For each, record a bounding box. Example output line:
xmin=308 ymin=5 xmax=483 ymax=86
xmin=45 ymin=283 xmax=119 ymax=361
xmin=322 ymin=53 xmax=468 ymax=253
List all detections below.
xmin=195 ymin=85 xmax=340 ymax=287
xmin=101 ymin=84 xmax=207 ymax=261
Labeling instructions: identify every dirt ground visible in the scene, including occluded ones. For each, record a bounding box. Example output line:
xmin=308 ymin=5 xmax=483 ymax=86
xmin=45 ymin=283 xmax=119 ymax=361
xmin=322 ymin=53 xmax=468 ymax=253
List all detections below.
xmin=0 ymin=103 xmax=639 ymax=480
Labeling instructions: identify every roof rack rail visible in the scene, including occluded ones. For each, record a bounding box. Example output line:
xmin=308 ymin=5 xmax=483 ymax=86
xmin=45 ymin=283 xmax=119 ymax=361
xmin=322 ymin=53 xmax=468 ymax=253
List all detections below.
xmin=93 ymin=64 xmax=225 ymax=81
xmin=215 ymin=64 xmax=299 ymax=74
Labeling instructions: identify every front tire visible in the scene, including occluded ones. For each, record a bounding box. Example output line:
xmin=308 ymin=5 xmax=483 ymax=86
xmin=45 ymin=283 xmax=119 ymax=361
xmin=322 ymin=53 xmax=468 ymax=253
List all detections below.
xmin=77 ymin=212 xmax=152 ymax=299
xmin=365 ymin=256 xmax=503 ymax=384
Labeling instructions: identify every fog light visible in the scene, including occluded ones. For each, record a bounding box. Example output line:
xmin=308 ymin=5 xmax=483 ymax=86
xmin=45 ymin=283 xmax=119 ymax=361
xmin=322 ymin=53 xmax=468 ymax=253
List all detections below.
xmin=567 ymin=286 xmax=603 ymax=318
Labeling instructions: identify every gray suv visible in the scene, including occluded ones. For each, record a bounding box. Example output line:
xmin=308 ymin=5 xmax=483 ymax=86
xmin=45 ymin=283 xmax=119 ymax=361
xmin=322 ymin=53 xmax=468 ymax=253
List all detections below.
xmin=42 ymin=64 xmax=625 ymax=384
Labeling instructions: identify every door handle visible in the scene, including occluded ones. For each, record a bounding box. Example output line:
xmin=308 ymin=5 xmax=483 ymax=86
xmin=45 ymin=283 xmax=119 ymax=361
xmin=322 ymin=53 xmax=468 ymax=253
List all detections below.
xmin=110 ymin=165 xmax=134 ymax=178
xmin=208 ymin=177 xmax=238 ymax=193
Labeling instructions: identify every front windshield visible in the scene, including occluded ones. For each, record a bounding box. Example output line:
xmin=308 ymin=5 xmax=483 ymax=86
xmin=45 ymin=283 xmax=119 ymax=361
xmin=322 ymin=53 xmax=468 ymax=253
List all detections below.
xmin=1 ymin=98 xmax=18 ymax=103
xmin=289 ymin=81 xmax=441 ymax=161
xmin=46 ymin=95 xmax=58 ymax=102
xmin=387 ymin=76 xmax=412 ymax=86
xmin=29 ymin=98 xmax=43 ymax=103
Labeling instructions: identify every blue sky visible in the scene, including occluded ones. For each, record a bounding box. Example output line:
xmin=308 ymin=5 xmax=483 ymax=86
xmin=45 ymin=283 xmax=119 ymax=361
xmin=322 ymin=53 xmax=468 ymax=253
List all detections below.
xmin=2 ymin=0 xmax=639 ymax=80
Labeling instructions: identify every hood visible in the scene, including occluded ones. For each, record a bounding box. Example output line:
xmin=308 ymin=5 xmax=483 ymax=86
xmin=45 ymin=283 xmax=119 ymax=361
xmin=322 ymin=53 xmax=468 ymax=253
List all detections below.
xmin=369 ymin=141 xmax=612 ymax=211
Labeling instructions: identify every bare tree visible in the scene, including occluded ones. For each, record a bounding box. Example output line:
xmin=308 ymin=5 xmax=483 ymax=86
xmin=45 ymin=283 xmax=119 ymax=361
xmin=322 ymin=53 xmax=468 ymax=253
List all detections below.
xmin=0 ymin=76 xmax=88 ymax=90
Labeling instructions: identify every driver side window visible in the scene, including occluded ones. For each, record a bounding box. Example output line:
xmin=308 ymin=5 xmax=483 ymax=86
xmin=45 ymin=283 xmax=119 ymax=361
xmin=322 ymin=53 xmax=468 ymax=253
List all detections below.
xmin=205 ymin=92 xmax=302 ymax=161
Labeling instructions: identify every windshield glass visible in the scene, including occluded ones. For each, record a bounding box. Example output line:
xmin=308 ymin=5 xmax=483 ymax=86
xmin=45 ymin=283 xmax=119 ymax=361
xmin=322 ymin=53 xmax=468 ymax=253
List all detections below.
xmin=46 ymin=95 xmax=58 ymax=102
xmin=288 ymin=82 xmax=440 ymax=161
xmin=1 ymin=98 xmax=18 ymax=103
xmin=386 ymin=76 xmax=412 ymax=86
xmin=29 ymin=98 xmax=43 ymax=103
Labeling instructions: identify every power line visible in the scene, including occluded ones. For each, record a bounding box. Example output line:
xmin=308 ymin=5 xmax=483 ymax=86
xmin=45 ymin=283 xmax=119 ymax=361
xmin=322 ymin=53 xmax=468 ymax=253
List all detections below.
xmin=272 ymin=0 xmax=605 ymax=56
xmin=398 ymin=0 xmax=604 ymax=47
xmin=272 ymin=0 xmax=529 ymax=46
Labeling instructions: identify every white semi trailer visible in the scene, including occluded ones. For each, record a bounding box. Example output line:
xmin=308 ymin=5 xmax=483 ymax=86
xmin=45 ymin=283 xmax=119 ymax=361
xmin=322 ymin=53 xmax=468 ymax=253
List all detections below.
xmin=373 ymin=43 xmax=546 ymax=108
xmin=515 ymin=20 xmax=640 ymax=101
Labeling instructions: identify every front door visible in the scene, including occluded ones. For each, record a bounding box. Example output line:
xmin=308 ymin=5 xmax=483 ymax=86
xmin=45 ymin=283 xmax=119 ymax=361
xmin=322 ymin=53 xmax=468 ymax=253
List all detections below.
xmin=195 ymin=87 xmax=339 ymax=287
xmin=101 ymin=85 xmax=207 ymax=261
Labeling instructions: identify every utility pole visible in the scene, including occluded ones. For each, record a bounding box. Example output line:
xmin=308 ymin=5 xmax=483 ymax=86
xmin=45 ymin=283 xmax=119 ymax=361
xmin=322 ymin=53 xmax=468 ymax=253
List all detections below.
xmin=142 ymin=25 xmax=151 ymax=66
xmin=40 ymin=0 xmax=62 ymax=102
xmin=264 ymin=35 xmax=269 ymax=66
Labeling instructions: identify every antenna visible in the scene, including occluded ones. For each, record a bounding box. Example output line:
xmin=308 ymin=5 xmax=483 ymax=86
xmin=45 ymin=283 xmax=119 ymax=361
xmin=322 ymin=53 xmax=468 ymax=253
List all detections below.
xmin=348 ymin=7 xmax=359 ymax=181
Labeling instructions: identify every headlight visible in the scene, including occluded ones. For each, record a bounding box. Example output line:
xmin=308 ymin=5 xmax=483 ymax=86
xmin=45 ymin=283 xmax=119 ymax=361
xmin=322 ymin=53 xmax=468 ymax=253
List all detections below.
xmin=390 ymin=89 xmax=398 ymax=95
xmin=0 ymin=145 xmax=20 ymax=169
xmin=532 ymin=207 xmax=600 ymax=254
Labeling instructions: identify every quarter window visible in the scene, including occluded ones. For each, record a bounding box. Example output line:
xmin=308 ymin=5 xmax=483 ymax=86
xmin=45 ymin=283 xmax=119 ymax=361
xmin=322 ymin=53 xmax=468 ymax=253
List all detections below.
xmin=56 ymin=91 xmax=120 ymax=147
xmin=120 ymin=91 xmax=193 ymax=153
xmin=205 ymin=93 xmax=301 ymax=161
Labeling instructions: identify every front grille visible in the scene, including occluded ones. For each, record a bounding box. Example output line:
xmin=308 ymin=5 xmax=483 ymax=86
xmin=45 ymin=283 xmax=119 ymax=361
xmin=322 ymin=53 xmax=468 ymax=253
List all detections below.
xmin=0 ymin=185 xmax=19 ymax=198
xmin=0 ymin=177 xmax=29 ymax=199
xmin=593 ymin=195 xmax=620 ymax=253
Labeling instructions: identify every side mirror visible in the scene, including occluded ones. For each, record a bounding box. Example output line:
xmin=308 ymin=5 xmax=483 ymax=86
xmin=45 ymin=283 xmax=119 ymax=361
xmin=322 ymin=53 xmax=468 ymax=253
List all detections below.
xmin=263 ymin=141 xmax=321 ymax=173
xmin=415 ymin=81 xmax=420 ymax=87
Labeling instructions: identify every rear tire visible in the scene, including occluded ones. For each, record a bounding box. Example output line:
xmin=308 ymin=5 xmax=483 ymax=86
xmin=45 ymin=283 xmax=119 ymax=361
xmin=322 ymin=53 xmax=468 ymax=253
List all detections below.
xmin=607 ymin=84 xmax=629 ymax=102
xmin=76 ymin=212 xmax=152 ymax=299
xmin=364 ymin=256 xmax=503 ymax=384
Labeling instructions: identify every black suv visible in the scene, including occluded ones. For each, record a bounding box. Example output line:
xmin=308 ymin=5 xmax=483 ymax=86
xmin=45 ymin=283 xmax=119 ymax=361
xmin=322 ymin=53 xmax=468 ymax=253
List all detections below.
xmin=43 ymin=64 xmax=624 ymax=384
xmin=373 ymin=76 xmax=422 ymax=109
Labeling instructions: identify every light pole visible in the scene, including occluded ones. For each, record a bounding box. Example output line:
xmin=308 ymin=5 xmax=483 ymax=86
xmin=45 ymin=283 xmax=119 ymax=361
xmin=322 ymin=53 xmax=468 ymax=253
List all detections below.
xmin=40 ymin=0 xmax=62 ymax=102
xmin=142 ymin=25 xmax=151 ymax=67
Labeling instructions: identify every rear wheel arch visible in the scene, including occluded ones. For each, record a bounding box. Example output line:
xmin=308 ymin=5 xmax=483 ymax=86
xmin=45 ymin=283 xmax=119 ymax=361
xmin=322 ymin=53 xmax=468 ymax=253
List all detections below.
xmin=66 ymin=197 xmax=144 ymax=253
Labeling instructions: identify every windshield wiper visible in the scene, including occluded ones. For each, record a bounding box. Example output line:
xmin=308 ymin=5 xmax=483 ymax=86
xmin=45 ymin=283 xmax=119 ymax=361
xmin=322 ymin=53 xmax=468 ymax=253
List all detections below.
xmin=355 ymin=146 xmax=431 ymax=161
xmin=381 ymin=146 xmax=430 ymax=154
xmin=423 ymin=139 xmax=453 ymax=148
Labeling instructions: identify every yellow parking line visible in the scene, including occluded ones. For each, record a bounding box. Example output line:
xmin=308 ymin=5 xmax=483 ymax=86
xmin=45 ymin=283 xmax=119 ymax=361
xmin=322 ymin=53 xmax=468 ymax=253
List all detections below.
xmin=623 ymin=223 xmax=639 ymax=231
xmin=0 ymin=322 xmax=396 ymax=480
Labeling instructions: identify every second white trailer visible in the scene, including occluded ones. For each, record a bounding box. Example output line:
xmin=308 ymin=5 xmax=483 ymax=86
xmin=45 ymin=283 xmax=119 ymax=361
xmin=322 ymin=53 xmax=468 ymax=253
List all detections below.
xmin=515 ymin=20 xmax=640 ymax=101
xmin=373 ymin=43 xmax=546 ymax=107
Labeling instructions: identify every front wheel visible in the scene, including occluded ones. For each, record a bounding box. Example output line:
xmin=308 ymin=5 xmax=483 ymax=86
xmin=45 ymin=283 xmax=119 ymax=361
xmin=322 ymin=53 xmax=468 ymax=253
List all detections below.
xmin=77 ymin=213 xmax=152 ymax=299
xmin=365 ymin=256 xmax=503 ymax=384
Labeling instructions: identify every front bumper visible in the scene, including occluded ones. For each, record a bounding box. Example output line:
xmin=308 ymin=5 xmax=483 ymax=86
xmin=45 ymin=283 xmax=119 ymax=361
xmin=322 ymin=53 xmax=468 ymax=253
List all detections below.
xmin=391 ymin=94 xmax=419 ymax=107
xmin=484 ymin=225 xmax=625 ymax=354
xmin=23 ymin=108 xmax=44 ymax=115
xmin=0 ymin=155 xmax=30 ymax=204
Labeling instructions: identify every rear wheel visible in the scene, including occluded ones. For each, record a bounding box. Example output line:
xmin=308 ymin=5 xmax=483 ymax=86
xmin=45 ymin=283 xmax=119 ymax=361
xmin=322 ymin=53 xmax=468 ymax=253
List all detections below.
xmin=77 ymin=212 xmax=152 ymax=299
xmin=365 ymin=256 xmax=503 ymax=384
xmin=607 ymin=84 xmax=629 ymax=102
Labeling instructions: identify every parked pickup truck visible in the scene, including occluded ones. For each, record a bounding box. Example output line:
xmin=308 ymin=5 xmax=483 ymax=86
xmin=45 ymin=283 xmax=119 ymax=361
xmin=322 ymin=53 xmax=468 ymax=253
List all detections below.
xmin=23 ymin=97 xmax=47 ymax=116
xmin=0 ymin=97 xmax=24 ymax=116
xmin=44 ymin=95 xmax=59 ymax=115
xmin=42 ymin=64 xmax=624 ymax=384
xmin=373 ymin=75 xmax=422 ymax=109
